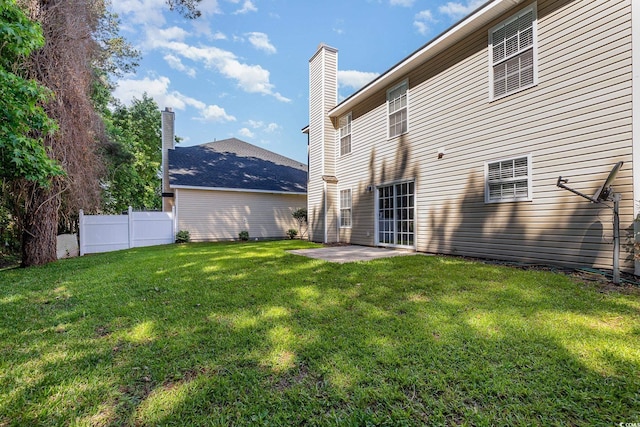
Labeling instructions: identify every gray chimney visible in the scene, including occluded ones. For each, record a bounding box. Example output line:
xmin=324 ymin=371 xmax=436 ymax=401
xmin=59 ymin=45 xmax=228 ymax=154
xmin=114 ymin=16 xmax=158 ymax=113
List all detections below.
xmin=161 ymin=107 xmax=175 ymax=212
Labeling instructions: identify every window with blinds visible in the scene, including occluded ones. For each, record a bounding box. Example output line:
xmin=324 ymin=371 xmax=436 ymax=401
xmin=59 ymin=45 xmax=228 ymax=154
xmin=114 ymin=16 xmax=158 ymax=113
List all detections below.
xmin=485 ymin=155 xmax=532 ymax=203
xmin=339 ymin=113 xmax=352 ymax=156
xmin=387 ymin=81 xmax=408 ymax=138
xmin=490 ymin=5 xmax=537 ymax=99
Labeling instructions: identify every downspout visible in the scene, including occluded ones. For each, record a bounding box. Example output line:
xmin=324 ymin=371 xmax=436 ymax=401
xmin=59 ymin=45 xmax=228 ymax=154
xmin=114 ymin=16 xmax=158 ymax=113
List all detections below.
xmin=323 ymin=181 xmax=328 ymax=243
xmin=633 ymin=0 xmax=640 ymax=275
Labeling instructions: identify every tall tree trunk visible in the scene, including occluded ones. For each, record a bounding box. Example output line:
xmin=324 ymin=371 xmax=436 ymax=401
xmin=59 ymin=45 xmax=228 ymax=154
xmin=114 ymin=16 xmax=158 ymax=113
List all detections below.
xmin=20 ymin=183 xmax=59 ymax=266
xmin=13 ymin=0 xmax=105 ymax=267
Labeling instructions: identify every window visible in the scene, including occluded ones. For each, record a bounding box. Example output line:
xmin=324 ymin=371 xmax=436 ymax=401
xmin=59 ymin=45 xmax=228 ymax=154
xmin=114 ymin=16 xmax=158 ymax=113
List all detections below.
xmin=485 ymin=155 xmax=532 ymax=203
xmin=489 ymin=4 xmax=537 ymax=99
xmin=339 ymin=113 xmax=352 ymax=156
xmin=387 ymin=81 xmax=408 ymax=138
xmin=340 ymin=189 xmax=352 ymax=228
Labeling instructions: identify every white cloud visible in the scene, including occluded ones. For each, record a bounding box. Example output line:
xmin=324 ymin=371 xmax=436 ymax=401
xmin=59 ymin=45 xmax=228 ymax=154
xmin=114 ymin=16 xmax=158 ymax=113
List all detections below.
xmin=114 ymin=76 xmax=234 ymax=123
xmin=238 ymin=127 xmax=255 ymax=138
xmin=438 ymin=0 xmax=485 ymax=19
xmin=390 ymin=0 xmax=415 ymax=6
xmin=114 ymin=76 xmax=173 ymax=106
xmin=233 ymin=0 xmax=257 ymax=14
xmin=212 ymin=31 xmax=227 ymax=40
xmin=111 ymin=0 xmax=166 ymax=27
xmin=198 ymin=0 xmax=222 ymax=16
xmin=414 ymin=10 xmax=436 ymax=35
xmin=164 ymin=54 xmax=197 ymax=77
xmin=199 ymin=105 xmax=236 ymax=122
xmin=154 ymin=40 xmax=290 ymax=102
xmin=246 ymin=32 xmax=276 ymax=54
xmin=245 ymin=120 xmax=281 ymax=133
xmin=265 ymin=123 xmax=280 ymax=133
xmin=188 ymin=1 xmax=222 ymax=37
xmin=338 ymin=70 xmax=380 ymax=90
xmin=247 ymin=120 xmax=264 ymax=128
xmin=145 ymin=26 xmax=189 ymax=48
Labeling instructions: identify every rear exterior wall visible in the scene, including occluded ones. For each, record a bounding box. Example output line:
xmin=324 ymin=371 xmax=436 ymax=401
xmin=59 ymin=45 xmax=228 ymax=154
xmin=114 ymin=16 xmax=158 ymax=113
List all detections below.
xmin=176 ymin=189 xmax=307 ymax=241
xmin=333 ymin=0 xmax=634 ymax=271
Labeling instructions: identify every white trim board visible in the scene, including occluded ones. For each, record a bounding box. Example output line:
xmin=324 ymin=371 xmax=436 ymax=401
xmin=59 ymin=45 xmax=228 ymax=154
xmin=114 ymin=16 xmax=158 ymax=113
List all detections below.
xmin=170 ymin=185 xmax=306 ymax=196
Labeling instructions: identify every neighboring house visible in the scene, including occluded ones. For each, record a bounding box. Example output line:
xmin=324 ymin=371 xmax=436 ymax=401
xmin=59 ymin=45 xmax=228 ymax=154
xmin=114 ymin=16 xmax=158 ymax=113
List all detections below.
xmin=161 ymin=109 xmax=307 ymax=241
xmin=306 ymin=0 xmax=639 ymax=273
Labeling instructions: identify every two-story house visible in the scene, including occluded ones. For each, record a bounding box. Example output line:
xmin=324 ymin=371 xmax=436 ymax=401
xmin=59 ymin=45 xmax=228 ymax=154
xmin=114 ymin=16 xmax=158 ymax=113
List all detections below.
xmin=306 ymin=0 xmax=639 ymax=273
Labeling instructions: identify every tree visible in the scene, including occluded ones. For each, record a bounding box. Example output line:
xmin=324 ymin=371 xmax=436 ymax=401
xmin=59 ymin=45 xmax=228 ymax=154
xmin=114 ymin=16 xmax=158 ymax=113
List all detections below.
xmin=0 ymin=1 xmax=61 ymax=186
xmin=103 ymin=94 xmax=163 ymax=212
xmin=0 ymin=0 xmax=64 ymax=265
xmin=166 ymin=0 xmax=202 ymax=18
xmin=3 ymin=0 xmax=196 ymax=266
xmin=292 ymin=208 xmax=308 ymax=239
xmin=9 ymin=0 xmax=113 ymax=266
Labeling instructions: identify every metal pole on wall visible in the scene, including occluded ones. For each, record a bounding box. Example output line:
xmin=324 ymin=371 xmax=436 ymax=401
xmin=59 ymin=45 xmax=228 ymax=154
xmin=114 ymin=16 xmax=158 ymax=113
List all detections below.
xmin=613 ymin=194 xmax=621 ymax=285
xmin=556 ymin=161 xmax=624 ymax=285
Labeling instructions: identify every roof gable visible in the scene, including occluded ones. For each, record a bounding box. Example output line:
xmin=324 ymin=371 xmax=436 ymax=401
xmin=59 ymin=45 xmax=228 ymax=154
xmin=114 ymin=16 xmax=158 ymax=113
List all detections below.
xmin=169 ymin=138 xmax=307 ymax=193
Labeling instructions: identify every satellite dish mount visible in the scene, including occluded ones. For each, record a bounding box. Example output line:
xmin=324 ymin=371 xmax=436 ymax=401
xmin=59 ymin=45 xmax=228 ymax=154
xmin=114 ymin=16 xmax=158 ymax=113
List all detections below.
xmin=556 ymin=161 xmax=623 ymax=284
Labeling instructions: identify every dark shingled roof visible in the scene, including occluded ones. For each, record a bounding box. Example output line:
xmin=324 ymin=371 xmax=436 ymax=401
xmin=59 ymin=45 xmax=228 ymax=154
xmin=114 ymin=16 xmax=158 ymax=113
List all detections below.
xmin=168 ymin=138 xmax=307 ymax=193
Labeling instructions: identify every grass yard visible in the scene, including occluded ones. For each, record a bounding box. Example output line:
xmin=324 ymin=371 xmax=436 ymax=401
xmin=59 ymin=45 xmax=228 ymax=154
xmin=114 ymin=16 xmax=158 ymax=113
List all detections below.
xmin=0 ymin=240 xmax=639 ymax=426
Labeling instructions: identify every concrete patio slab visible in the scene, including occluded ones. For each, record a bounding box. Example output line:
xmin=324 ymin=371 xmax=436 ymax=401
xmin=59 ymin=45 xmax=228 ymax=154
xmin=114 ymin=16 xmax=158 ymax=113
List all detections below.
xmin=288 ymin=245 xmax=419 ymax=263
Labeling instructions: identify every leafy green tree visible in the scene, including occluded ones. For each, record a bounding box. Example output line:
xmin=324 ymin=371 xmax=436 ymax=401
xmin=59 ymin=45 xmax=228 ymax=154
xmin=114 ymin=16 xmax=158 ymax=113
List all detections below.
xmin=2 ymin=0 xmax=197 ymax=266
xmin=0 ymin=1 xmax=61 ymax=186
xmin=0 ymin=1 xmax=63 ymax=264
xmin=103 ymin=94 xmax=163 ymax=212
xmin=292 ymin=208 xmax=308 ymax=239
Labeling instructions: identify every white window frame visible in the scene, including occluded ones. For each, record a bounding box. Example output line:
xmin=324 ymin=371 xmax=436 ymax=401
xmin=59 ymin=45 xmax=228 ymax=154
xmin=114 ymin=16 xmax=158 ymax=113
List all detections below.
xmin=375 ymin=180 xmax=416 ymax=248
xmin=387 ymin=80 xmax=409 ymax=139
xmin=484 ymin=154 xmax=533 ymax=203
xmin=340 ymin=188 xmax=352 ymax=228
xmin=338 ymin=113 xmax=352 ymax=156
xmin=489 ymin=3 xmax=538 ymax=100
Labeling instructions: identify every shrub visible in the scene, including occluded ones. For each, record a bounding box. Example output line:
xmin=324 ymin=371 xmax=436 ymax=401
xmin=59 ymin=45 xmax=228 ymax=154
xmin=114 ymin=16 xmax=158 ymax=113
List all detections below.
xmin=175 ymin=230 xmax=190 ymax=243
xmin=238 ymin=230 xmax=249 ymax=241
xmin=292 ymin=208 xmax=308 ymax=239
xmin=287 ymin=229 xmax=298 ymax=239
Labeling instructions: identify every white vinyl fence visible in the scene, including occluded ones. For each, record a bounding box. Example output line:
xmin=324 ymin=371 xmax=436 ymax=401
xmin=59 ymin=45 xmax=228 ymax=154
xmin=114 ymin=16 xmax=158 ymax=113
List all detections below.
xmin=79 ymin=207 xmax=175 ymax=255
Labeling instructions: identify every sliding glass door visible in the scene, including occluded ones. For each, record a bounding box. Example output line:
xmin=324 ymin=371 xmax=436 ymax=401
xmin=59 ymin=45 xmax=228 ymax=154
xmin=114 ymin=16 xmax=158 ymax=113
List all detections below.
xmin=377 ymin=181 xmax=414 ymax=248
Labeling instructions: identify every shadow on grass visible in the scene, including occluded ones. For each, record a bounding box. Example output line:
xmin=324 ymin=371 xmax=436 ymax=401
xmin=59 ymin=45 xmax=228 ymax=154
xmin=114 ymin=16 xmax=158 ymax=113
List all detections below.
xmin=0 ymin=241 xmax=639 ymax=425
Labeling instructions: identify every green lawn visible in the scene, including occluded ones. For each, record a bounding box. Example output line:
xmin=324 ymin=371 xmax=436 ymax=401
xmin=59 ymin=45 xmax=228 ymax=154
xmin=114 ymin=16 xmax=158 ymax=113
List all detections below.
xmin=1 ymin=240 xmax=639 ymax=426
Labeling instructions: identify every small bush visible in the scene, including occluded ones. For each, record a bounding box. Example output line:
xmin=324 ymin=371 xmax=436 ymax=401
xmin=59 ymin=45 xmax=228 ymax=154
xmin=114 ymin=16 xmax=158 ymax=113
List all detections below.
xmin=238 ymin=230 xmax=249 ymax=241
xmin=175 ymin=230 xmax=190 ymax=243
xmin=287 ymin=229 xmax=298 ymax=239
xmin=292 ymin=208 xmax=308 ymax=239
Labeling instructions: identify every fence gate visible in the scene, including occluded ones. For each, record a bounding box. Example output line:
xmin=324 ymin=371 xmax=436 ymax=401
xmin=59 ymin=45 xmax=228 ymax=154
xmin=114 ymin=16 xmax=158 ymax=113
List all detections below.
xmin=79 ymin=207 xmax=175 ymax=255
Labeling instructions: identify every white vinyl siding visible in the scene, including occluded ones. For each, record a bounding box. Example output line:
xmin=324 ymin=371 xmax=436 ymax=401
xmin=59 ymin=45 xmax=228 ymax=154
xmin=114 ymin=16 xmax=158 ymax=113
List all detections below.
xmin=176 ymin=189 xmax=306 ymax=241
xmin=320 ymin=0 xmax=633 ymax=272
xmin=340 ymin=189 xmax=352 ymax=228
xmin=490 ymin=4 xmax=537 ymax=99
xmin=339 ymin=113 xmax=352 ymax=156
xmin=308 ymin=45 xmax=338 ymax=242
xmin=387 ymin=81 xmax=408 ymax=138
xmin=485 ymin=155 xmax=532 ymax=203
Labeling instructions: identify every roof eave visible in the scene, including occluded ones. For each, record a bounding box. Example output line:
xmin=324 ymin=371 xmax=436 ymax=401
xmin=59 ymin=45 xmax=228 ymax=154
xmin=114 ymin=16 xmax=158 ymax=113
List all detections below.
xmin=327 ymin=0 xmax=526 ymax=118
xmin=170 ymin=184 xmax=307 ymax=196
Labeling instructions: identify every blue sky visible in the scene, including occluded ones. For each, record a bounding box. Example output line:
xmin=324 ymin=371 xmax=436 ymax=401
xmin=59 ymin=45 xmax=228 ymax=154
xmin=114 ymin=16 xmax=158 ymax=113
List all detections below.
xmin=112 ymin=0 xmax=483 ymax=163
